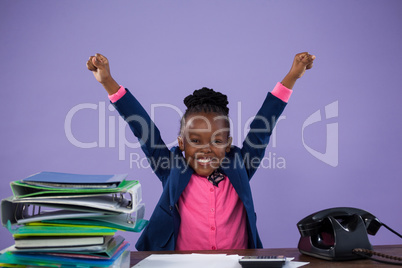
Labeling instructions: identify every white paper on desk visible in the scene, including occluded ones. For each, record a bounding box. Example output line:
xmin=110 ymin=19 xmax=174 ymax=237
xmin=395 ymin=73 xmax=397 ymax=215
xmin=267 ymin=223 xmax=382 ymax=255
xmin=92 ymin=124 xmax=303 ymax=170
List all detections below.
xmin=283 ymin=258 xmax=310 ymax=268
xmin=131 ymin=254 xmax=309 ymax=268
xmin=132 ymin=254 xmax=241 ymax=268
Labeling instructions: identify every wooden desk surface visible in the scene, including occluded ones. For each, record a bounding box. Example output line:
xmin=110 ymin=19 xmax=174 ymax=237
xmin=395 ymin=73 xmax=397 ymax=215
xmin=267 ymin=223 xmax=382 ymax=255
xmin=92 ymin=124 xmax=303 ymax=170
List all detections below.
xmin=130 ymin=244 xmax=402 ymax=267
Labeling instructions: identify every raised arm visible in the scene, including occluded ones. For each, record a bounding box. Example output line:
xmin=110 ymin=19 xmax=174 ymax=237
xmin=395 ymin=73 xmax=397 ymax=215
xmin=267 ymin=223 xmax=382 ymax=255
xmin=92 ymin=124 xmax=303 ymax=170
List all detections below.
xmin=86 ymin=54 xmax=172 ymax=182
xmin=241 ymin=52 xmax=315 ymax=179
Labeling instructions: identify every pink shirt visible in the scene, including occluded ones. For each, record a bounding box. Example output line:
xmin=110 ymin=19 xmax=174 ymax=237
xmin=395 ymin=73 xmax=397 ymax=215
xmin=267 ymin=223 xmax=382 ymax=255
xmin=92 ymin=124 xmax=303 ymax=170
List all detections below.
xmin=175 ymin=174 xmax=248 ymax=250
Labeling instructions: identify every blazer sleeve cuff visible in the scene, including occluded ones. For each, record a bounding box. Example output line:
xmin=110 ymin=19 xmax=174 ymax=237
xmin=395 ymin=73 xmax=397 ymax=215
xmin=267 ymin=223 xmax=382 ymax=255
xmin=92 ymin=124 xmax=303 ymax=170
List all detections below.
xmin=108 ymin=85 xmax=127 ymax=103
xmin=271 ymin=82 xmax=292 ymax=103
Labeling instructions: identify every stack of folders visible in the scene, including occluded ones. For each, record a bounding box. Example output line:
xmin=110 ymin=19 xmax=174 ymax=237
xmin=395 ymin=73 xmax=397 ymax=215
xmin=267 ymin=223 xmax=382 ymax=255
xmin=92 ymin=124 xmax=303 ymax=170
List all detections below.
xmin=0 ymin=171 xmax=148 ymax=268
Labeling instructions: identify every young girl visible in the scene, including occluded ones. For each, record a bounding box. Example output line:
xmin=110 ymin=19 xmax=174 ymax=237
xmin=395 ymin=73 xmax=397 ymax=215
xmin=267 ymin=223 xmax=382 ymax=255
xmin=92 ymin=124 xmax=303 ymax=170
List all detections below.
xmin=86 ymin=52 xmax=315 ymax=251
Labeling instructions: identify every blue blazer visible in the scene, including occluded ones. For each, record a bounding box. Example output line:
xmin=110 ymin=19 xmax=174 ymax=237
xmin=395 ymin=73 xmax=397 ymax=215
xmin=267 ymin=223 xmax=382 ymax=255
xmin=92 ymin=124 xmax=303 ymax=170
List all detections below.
xmin=112 ymin=89 xmax=287 ymax=251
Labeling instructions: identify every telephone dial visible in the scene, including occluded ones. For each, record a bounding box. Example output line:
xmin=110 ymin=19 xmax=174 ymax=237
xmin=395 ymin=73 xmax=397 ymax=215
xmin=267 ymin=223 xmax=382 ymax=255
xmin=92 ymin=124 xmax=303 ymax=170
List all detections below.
xmin=296 ymin=207 xmax=402 ymax=263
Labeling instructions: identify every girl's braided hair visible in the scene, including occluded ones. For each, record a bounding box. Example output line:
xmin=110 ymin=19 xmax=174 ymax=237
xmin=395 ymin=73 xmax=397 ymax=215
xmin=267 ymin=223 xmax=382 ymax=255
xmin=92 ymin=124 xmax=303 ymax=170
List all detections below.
xmin=179 ymin=87 xmax=230 ymax=135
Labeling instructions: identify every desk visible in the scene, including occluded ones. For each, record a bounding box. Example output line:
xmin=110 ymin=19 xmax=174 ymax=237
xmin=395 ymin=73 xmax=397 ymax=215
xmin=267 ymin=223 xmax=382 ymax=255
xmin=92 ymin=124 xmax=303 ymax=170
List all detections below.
xmin=130 ymin=244 xmax=402 ymax=267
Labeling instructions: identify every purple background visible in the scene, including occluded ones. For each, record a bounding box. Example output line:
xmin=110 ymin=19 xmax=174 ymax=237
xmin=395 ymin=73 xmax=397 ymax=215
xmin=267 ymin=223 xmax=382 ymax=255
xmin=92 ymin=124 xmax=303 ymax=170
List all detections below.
xmin=1 ymin=1 xmax=401 ymax=251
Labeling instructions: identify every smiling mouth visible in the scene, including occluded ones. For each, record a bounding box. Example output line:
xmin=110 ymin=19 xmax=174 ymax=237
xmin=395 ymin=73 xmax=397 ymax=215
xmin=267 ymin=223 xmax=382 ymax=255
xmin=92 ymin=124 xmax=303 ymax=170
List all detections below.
xmin=196 ymin=158 xmax=211 ymax=165
xmin=196 ymin=156 xmax=221 ymax=167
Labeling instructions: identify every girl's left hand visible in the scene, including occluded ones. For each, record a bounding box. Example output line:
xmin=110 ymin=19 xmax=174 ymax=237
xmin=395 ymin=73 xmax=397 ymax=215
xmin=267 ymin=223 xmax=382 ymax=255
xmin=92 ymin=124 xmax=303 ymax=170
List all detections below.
xmin=289 ymin=52 xmax=316 ymax=79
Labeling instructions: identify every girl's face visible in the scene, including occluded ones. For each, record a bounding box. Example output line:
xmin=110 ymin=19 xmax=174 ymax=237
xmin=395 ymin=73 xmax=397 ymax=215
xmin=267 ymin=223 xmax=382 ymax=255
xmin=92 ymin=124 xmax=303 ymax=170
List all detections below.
xmin=178 ymin=112 xmax=232 ymax=177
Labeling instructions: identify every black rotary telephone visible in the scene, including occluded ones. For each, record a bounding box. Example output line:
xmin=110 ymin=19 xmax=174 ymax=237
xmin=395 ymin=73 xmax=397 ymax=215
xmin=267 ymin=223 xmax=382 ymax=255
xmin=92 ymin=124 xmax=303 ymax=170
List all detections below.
xmin=297 ymin=207 xmax=402 ymax=264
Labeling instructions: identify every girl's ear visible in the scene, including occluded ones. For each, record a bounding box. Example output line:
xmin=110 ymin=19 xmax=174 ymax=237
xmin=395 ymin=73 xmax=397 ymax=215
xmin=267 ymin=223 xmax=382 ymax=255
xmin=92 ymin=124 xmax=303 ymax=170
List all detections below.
xmin=178 ymin=136 xmax=184 ymax=151
xmin=225 ymin=136 xmax=232 ymax=153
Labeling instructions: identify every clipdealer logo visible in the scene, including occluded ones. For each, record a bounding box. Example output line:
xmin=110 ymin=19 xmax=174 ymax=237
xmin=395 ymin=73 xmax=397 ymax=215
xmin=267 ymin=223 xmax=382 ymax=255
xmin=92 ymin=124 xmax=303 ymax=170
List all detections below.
xmin=302 ymin=101 xmax=339 ymax=167
xmin=64 ymin=100 xmax=339 ymax=168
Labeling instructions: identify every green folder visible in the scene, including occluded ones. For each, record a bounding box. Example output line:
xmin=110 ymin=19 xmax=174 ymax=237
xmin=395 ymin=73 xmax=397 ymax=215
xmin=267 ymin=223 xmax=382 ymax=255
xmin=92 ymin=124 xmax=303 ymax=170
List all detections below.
xmin=8 ymin=235 xmax=126 ymax=258
xmin=7 ymin=221 xmax=117 ymax=239
xmin=0 ymin=242 xmax=130 ymax=267
xmin=43 ymin=217 xmax=149 ymax=232
xmin=10 ymin=179 xmax=138 ymax=198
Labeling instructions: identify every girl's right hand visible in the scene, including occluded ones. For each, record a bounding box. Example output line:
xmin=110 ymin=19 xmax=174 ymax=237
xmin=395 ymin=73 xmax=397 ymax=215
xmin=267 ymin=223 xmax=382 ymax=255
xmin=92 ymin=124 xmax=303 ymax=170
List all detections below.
xmin=86 ymin=54 xmax=120 ymax=95
xmin=86 ymin=53 xmax=113 ymax=85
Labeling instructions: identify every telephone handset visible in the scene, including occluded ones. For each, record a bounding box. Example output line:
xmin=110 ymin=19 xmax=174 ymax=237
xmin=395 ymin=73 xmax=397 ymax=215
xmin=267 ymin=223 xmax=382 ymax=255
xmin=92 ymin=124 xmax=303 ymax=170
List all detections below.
xmin=296 ymin=207 xmax=402 ymax=263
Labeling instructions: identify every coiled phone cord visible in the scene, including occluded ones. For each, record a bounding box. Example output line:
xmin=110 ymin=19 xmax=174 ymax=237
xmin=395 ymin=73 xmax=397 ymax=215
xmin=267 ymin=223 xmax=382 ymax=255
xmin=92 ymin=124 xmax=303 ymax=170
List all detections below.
xmin=353 ymin=248 xmax=402 ymax=266
xmin=353 ymin=223 xmax=402 ymax=266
